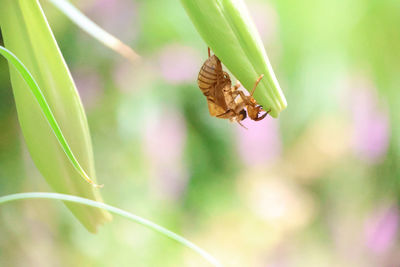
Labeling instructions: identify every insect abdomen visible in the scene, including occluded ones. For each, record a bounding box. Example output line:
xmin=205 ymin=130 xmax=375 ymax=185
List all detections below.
xmin=197 ymin=55 xmax=220 ymax=97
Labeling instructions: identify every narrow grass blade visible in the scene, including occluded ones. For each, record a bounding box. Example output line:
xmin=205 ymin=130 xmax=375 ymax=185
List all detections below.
xmin=48 ymin=0 xmax=139 ymax=62
xmin=0 ymin=192 xmax=222 ymax=267
xmin=0 ymin=46 xmax=101 ymax=188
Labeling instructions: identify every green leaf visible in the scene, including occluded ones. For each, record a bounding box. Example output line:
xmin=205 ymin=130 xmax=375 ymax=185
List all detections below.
xmin=0 ymin=0 xmax=111 ymax=232
xmin=0 ymin=192 xmax=222 ymax=267
xmin=181 ymin=0 xmax=287 ymax=118
xmin=0 ymin=46 xmax=101 ymax=188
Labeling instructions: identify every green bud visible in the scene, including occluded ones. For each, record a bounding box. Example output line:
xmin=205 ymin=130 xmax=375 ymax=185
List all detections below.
xmin=181 ymin=0 xmax=287 ymax=118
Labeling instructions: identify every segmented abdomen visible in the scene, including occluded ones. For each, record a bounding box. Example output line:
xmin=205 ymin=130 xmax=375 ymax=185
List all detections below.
xmin=197 ymin=55 xmax=220 ymax=97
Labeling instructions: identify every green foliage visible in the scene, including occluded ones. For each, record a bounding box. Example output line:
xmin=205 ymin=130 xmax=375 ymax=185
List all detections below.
xmin=1 ymin=0 xmax=400 ymax=266
xmin=0 ymin=0 xmax=110 ymax=232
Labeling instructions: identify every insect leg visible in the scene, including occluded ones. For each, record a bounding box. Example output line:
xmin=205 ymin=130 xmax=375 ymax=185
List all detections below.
xmin=237 ymin=91 xmax=252 ymax=105
xmin=230 ymin=91 xmax=240 ymax=99
xmin=216 ymin=109 xmax=235 ymax=119
xmin=229 ymin=81 xmax=241 ymax=98
xmin=208 ymin=47 xmax=211 ymax=57
xmin=237 ymin=120 xmax=248 ymax=129
xmin=233 ymin=81 xmax=241 ymax=91
xmin=250 ymin=74 xmax=264 ymax=96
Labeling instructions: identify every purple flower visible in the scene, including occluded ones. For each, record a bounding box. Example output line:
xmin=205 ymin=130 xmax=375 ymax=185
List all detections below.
xmin=236 ymin=116 xmax=282 ymax=166
xmin=365 ymin=205 xmax=399 ymax=254
xmin=350 ymin=77 xmax=390 ymax=163
xmin=143 ymin=109 xmax=186 ymax=164
xmin=248 ymin=2 xmax=278 ymax=42
xmin=158 ymin=45 xmax=202 ymax=85
xmin=85 ymin=0 xmax=138 ymax=42
xmin=72 ymin=68 xmax=103 ymax=109
xmin=143 ymin=109 xmax=188 ymax=200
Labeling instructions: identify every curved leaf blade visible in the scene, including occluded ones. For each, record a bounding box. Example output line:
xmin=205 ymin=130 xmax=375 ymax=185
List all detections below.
xmin=0 ymin=0 xmax=111 ymax=232
xmin=0 ymin=46 xmax=101 ymax=188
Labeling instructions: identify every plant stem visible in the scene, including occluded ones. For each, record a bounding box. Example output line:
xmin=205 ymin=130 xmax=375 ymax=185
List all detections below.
xmin=48 ymin=0 xmax=139 ymax=62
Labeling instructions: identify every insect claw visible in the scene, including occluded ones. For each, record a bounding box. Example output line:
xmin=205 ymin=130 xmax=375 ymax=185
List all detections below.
xmin=254 ymin=112 xmax=268 ymax=121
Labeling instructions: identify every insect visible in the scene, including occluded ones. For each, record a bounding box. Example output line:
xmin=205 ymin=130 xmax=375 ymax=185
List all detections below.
xmin=197 ymin=48 xmax=269 ymax=125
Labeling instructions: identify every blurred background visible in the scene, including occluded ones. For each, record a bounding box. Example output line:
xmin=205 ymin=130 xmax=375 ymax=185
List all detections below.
xmin=1 ymin=0 xmax=400 ymax=266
